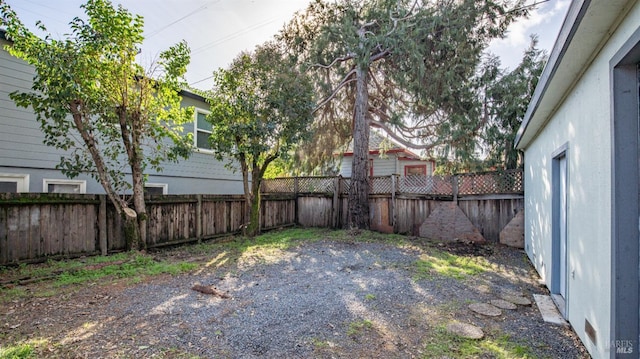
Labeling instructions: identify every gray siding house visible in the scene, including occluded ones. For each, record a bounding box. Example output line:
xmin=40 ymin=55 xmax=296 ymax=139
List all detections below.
xmin=0 ymin=30 xmax=243 ymax=195
xmin=339 ymin=130 xmax=435 ymax=178
xmin=515 ymin=0 xmax=640 ymax=357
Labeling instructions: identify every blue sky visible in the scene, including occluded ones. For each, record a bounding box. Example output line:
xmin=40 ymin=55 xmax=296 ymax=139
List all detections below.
xmin=4 ymin=0 xmax=569 ymax=90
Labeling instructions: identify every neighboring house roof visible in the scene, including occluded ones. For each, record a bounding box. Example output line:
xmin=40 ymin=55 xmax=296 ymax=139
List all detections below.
xmin=514 ymin=0 xmax=633 ymax=149
xmin=343 ymin=129 xmax=425 ymax=160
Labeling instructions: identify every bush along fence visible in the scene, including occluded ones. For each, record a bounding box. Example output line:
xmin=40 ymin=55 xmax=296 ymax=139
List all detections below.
xmin=0 ymin=170 xmax=523 ymax=265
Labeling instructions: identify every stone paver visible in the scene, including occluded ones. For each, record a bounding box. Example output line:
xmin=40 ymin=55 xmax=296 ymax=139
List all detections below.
xmin=490 ymin=299 xmax=517 ymax=310
xmin=500 ymin=294 xmax=532 ymax=306
xmin=446 ymin=321 xmax=484 ymax=339
xmin=469 ymin=302 xmax=502 ymax=317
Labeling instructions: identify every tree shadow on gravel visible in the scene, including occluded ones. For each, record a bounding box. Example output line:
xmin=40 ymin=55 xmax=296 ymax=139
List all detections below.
xmin=0 ymin=228 xmax=588 ymax=358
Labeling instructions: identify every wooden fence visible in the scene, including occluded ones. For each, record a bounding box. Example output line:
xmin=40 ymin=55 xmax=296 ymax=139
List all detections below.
xmin=0 ymin=170 xmax=523 ymax=265
xmin=0 ymin=193 xmax=295 ymax=265
xmin=262 ymin=170 xmax=524 ymax=241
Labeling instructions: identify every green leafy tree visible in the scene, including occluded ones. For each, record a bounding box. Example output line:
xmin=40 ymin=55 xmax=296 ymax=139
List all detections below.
xmin=483 ymin=36 xmax=546 ymax=169
xmin=1 ymin=0 xmax=193 ymax=249
xmin=280 ymin=0 xmax=528 ymax=229
xmin=207 ymin=42 xmax=315 ymax=237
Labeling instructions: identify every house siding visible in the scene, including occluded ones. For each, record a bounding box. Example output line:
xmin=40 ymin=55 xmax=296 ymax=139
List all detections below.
xmin=340 ymin=155 xmax=434 ymax=177
xmin=0 ymin=37 xmax=243 ymax=195
xmin=522 ymin=2 xmax=640 ymax=357
xmin=340 ymin=154 xmax=401 ymax=177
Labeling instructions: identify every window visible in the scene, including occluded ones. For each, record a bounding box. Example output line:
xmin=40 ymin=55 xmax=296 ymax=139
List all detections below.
xmin=405 ymin=165 xmax=427 ymax=176
xmin=0 ymin=173 xmax=29 ymax=193
xmin=43 ymin=179 xmax=86 ymax=194
xmin=195 ymin=110 xmax=212 ymax=150
xmin=144 ymin=183 xmax=168 ymax=195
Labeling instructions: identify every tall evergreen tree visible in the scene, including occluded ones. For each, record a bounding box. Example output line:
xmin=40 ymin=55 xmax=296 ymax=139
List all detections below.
xmin=280 ymin=0 xmax=529 ymax=229
xmin=484 ymin=36 xmax=546 ymax=170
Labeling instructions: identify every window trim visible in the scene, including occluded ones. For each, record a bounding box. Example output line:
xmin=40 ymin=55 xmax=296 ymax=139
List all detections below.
xmin=194 ymin=108 xmax=213 ymax=153
xmin=144 ymin=183 xmax=168 ymax=195
xmin=43 ymin=179 xmax=86 ymax=194
xmin=0 ymin=173 xmax=30 ymax=192
xmin=404 ymin=164 xmax=427 ymax=176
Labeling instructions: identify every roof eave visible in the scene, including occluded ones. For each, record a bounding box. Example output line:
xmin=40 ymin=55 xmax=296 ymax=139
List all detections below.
xmin=514 ymin=0 xmax=591 ymax=149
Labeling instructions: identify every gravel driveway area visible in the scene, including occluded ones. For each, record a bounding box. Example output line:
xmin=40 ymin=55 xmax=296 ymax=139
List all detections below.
xmin=1 ymin=231 xmax=588 ymax=358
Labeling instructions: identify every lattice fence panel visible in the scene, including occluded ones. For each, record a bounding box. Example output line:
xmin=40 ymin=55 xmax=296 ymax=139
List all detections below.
xmin=340 ymin=178 xmax=351 ymax=194
xmin=297 ymin=177 xmax=335 ymax=193
xmin=457 ymin=170 xmax=523 ymax=195
xmin=261 ymin=178 xmax=295 ymax=193
xmin=398 ymin=175 xmax=453 ymax=195
xmin=370 ymin=176 xmax=394 ymax=194
xmin=495 ymin=169 xmax=524 ymax=193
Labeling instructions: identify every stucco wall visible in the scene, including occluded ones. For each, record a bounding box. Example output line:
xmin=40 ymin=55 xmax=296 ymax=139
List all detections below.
xmin=523 ymin=3 xmax=640 ymax=357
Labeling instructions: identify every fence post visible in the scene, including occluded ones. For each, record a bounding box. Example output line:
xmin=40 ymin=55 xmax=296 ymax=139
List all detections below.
xmin=196 ymin=194 xmax=203 ymax=243
xmin=99 ymin=195 xmax=107 ymax=256
xmin=452 ymin=175 xmax=459 ymax=203
xmin=294 ymin=177 xmax=299 ymax=225
xmin=391 ymin=175 xmax=397 ymax=233
xmin=333 ymin=176 xmax=341 ymax=228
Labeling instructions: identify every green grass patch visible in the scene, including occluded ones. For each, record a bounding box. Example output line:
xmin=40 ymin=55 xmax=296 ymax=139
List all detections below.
xmin=53 ymin=255 xmax=198 ymax=286
xmin=311 ymin=338 xmax=330 ymax=349
xmin=422 ymin=326 xmax=534 ymax=359
xmin=412 ymin=250 xmax=491 ymax=280
xmin=0 ymin=339 xmax=49 ymax=359
xmin=0 ymin=252 xmax=199 ymax=302
xmin=346 ymin=319 xmax=374 ymax=337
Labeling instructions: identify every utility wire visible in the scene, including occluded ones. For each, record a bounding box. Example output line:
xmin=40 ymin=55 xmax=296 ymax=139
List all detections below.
xmin=188 ymin=0 xmax=551 ymax=88
xmin=144 ymin=1 xmax=220 ymax=39
xmin=191 ymin=16 xmax=280 ymax=55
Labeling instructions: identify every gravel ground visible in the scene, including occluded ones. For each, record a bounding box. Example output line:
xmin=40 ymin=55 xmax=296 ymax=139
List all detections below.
xmin=1 ymin=235 xmax=589 ymax=358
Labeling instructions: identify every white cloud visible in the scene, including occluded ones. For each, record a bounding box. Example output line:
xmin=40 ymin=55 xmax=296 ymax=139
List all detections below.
xmin=498 ymin=0 xmax=570 ymax=47
xmin=488 ymin=0 xmax=570 ymax=69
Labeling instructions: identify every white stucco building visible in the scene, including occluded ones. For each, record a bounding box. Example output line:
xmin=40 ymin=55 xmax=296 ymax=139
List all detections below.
xmin=515 ymin=1 xmax=640 ymax=357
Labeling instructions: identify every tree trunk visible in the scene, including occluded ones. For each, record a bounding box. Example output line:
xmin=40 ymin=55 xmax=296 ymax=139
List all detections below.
xmin=246 ymin=173 xmax=262 ymax=237
xmin=239 ymin=157 xmax=252 ymax=236
xmin=348 ymin=64 xmax=371 ymax=230
xmin=120 ymin=109 xmax=147 ymax=251
xmin=123 ymin=207 xmax=140 ymax=251
xmin=130 ymin=158 xmax=147 ymax=250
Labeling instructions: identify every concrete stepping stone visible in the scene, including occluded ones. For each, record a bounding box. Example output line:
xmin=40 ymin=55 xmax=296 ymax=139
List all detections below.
xmin=469 ymin=303 xmax=502 ymax=317
xmin=500 ymin=294 xmax=532 ymax=306
xmin=490 ymin=299 xmax=517 ymax=310
xmin=446 ymin=321 xmax=484 ymax=339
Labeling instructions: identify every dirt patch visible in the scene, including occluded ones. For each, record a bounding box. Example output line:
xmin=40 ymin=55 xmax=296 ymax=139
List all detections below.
xmin=0 ymin=234 xmax=588 ymax=358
